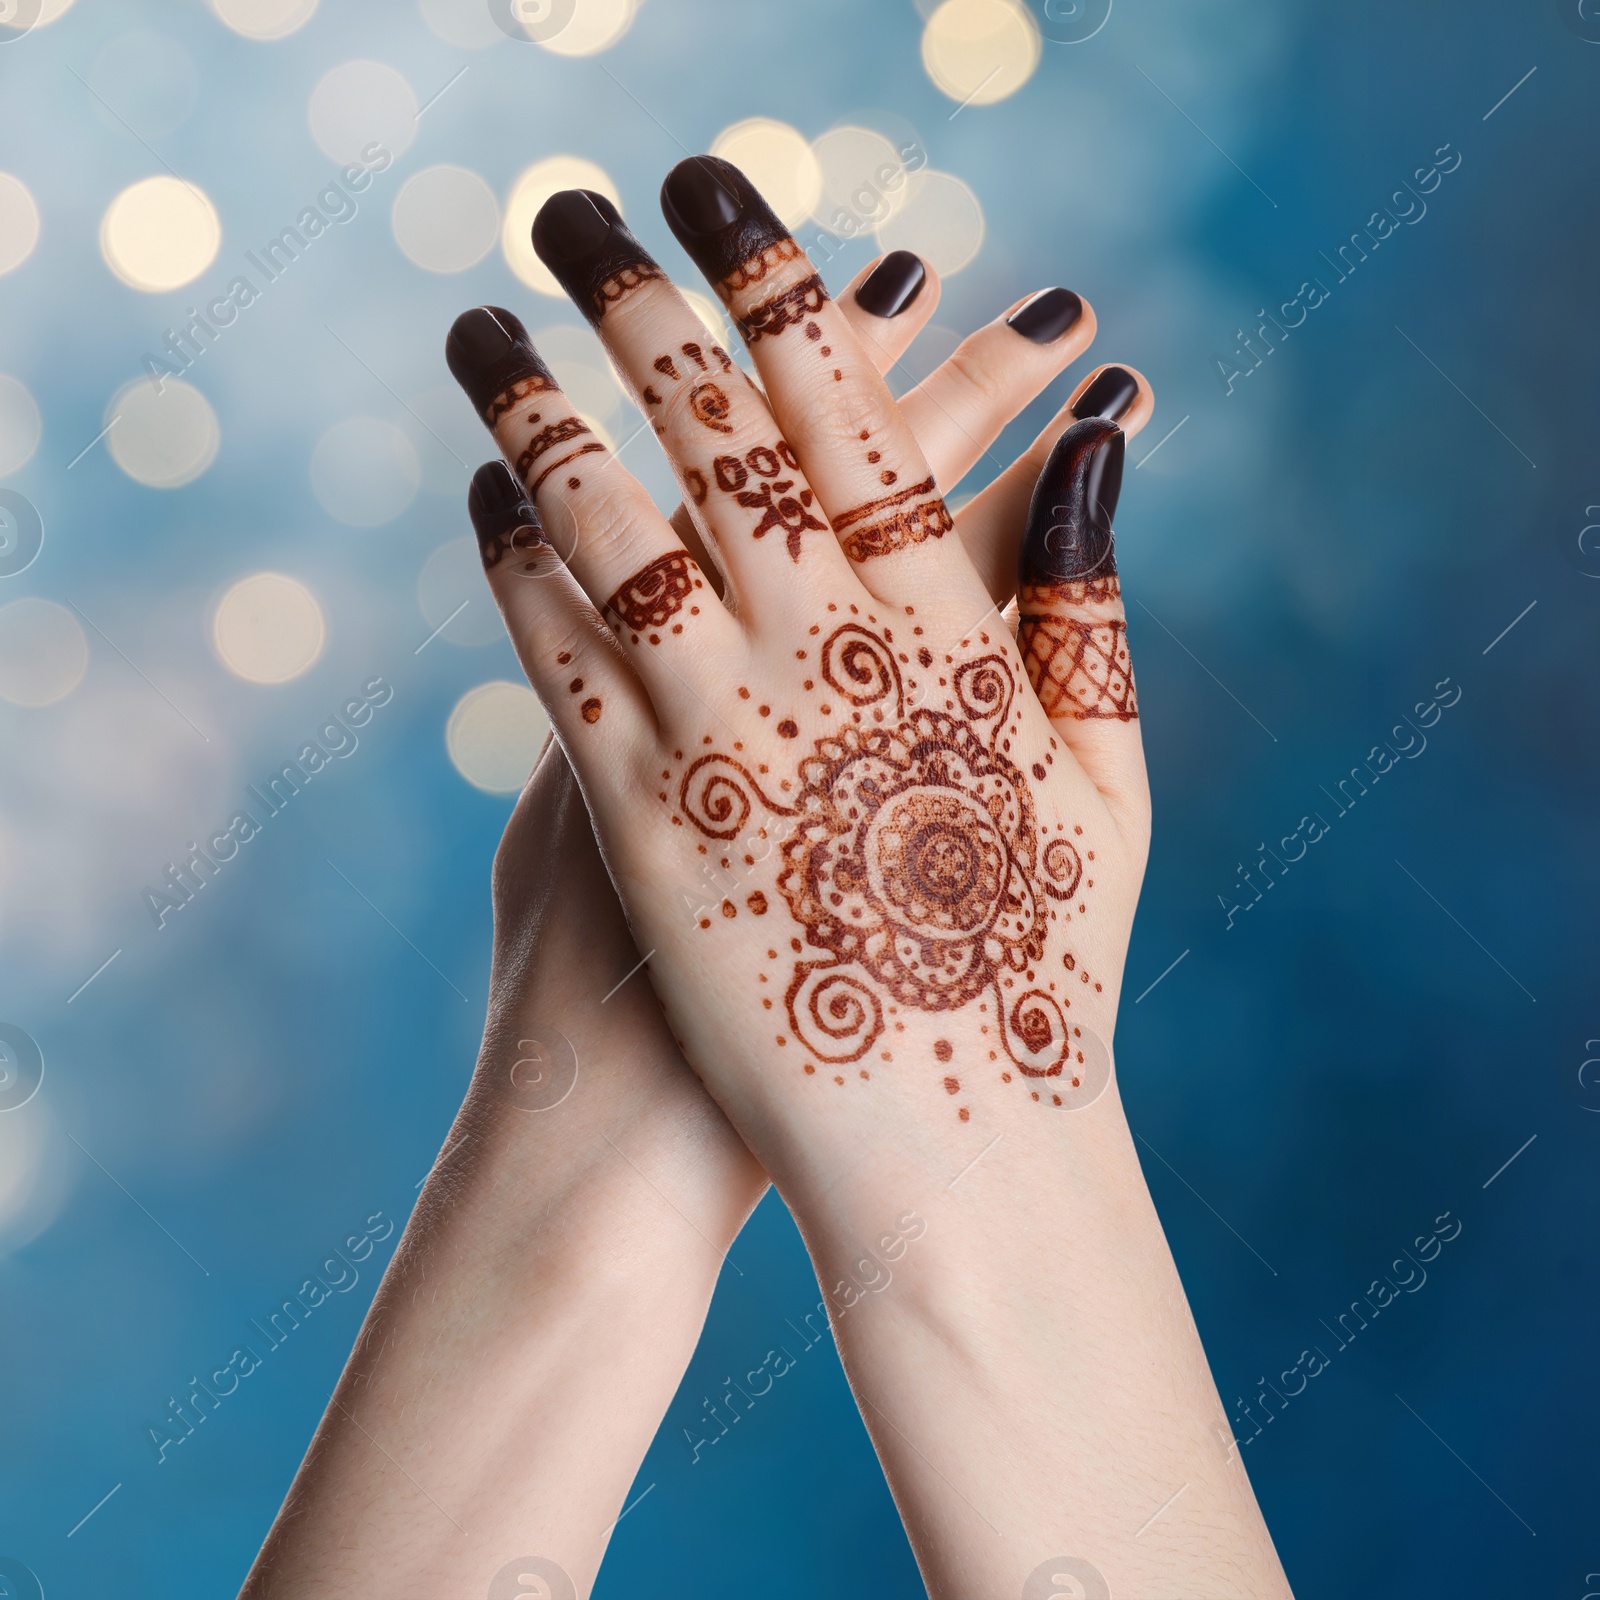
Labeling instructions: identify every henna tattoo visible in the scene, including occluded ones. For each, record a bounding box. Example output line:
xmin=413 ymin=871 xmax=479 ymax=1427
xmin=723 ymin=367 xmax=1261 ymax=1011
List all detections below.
xmin=445 ymin=306 xmax=558 ymax=423
xmin=467 ymin=460 xmax=543 ymax=571
xmin=1017 ymin=581 xmax=1138 ymax=721
xmin=737 ymin=273 xmax=830 ymax=342
xmin=689 ymin=382 xmax=733 ymax=432
xmin=602 ymin=550 xmax=705 ymax=645
xmin=662 ymin=620 xmax=1102 ymax=1091
xmin=516 ymin=415 xmax=607 ymax=493
xmin=530 ymin=190 xmax=667 ymax=322
xmin=659 ymin=156 xmax=807 ymax=304
xmin=832 ymin=476 xmax=954 ymax=562
xmin=1018 ymin=416 xmax=1125 ymax=588
xmin=712 ymin=441 xmax=826 ymax=559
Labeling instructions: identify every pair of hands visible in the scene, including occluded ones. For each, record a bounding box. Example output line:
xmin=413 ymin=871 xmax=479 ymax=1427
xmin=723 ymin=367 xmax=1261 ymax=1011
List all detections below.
xmin=240 ymin=158 xmax=1293 ymax=1600
xmin=458 ymin=159 xmax=1156 ymax=1225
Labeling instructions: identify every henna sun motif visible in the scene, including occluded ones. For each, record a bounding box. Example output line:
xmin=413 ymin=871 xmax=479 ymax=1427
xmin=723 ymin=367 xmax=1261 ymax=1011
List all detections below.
xmin=670 ymin=619 xmax=1093 ymax=1095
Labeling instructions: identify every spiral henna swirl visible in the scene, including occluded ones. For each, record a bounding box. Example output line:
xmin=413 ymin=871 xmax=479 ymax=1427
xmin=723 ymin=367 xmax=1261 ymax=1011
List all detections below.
xmin=786 ymin=962 xmax=885 ymax=1063
xmin=821 ymin=623 xmax=904 ymax=714
xmin=953 ymin=653 xmax=1014 ymax=728
xmin=1042 ymin=838 xmax=1083 ymax=901
xmin=679 ymin=754 xmax=794 ymax=840
xmin=1001 ymin=987 xmax=1070 ymax=1077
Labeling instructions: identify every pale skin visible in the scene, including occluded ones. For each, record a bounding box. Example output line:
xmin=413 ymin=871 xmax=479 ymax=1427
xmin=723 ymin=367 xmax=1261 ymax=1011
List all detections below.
xmin=239 ymin=251 xmax=1170 ymax=1597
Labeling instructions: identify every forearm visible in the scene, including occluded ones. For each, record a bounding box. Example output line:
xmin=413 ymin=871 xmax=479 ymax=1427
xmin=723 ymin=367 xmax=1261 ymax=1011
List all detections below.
xmin=242 ymin=752 xmax=766 ymax=1598
xmin=786 ymin=1089 xmax=1291 ymax=1600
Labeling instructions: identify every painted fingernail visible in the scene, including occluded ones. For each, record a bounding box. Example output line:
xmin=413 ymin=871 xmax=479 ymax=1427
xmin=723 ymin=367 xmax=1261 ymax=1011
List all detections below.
xmin=468 ymin=460 xmax=542 ymax=570
xmin=531 ymin=189 xmax=665 ymax=322
xmin=445 ymin=306 xmax=555 ymax=422
xmin=660 ymin=156 xmax=788 ymax=288
xmin=1007 ymin=287 xmax=1084 ymax=345
xmin=854 ymin=251 xmax=926 ymax=318
xmin=1018 ymin=417 xmax=1125 ymax=587
xmin=1072 ymin=365 xmax=1139 ymax=421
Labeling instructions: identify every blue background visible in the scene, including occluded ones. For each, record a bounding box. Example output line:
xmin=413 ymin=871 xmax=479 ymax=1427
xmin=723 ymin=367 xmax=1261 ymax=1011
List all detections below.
xmin=1 ymin=1 xmax=1596 ymax=1595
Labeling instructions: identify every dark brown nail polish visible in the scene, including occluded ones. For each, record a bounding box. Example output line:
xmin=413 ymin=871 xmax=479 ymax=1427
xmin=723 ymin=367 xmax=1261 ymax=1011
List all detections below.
xmin=660 ymin=156 xmax=789 ymax=290
xmin=1072 ymin=365 xmax=1139 ymax=422
xmin=1019 ymin=417 xmax=1125 ymax=587
xmin=854 ymin=251 xmax=926 ymax=318
xmin=445 ymin=306 xmax=555 ymax=422
xmin=468 ymin=460 xmax=542 ymax=570
xmin=531 ymin=189 xmax=666 ymax=322
xmin=1007 ymin=287 xmax=1084 ymax=345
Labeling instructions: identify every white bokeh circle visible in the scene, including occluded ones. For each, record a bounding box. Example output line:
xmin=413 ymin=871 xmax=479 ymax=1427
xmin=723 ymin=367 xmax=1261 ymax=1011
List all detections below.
xmin=100 ymin=176 xmax=221 ymax=293
xmin=0 ymin=376 xmax=41 ymax=478
xmin=921 ymin=0 xmax=1041 ymax=106
xmin=0 ymin=175 xmax=40 ymax=276
xmin=107 ymin=377 xmax=220 ymax=488
xmin=392 ymin=164 xmax=500 ymax=273
xmin=208 ymin=0 xmax=319 ymax=40
xmin=310 ymin=417 xmax=420 ymax=527
xmin=213 ymin=573 xmax=327 ymax=683
xmin=0 ymin=598 xmax=88 ymax=708
xmin=308 ymin=60 xmax=418 ymax=166
xmin=447 ymin=681 xmax=549 ymax=792
xmin=711 ymin=119 xmax=822 ymax=229
xmin=875 ymin=169 xmax=986 ymax=276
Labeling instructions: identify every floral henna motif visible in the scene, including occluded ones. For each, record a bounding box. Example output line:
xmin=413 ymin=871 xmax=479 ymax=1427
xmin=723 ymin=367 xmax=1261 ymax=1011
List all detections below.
xmin=662 ymin=618 xmax=1099 ymax=1092
xmin=737 ymin=273 xmax=829 ymax=343
xmin=832 ymin=477 xmax=955 ymax=562
xmin=712 ymin=442 xmax=826 ymax=559
xmin=1016 ymin=579 xmax=1138 ymax=721
xmin=602 ymin=550 xmax=705 ymax=646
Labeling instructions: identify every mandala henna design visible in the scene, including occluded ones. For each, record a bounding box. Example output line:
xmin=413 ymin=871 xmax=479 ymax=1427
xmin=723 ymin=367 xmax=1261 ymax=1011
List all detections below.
xmin=689 ymin=382 xmax=733 ymax=432
xmin=832 ymin=476 xmax=955 ymax=562
xmin=603 ymin=550 xmax=705 ymax=646
xmin=713 ymin=442 xmax=826 ymax=559
xmin=1017 ymin=583 xmax=1138 ymax=722
xmin=737 ymin=273 xmax=830 ymax=343
xmin=661 ymin=619 xmax=1100 ymax=1093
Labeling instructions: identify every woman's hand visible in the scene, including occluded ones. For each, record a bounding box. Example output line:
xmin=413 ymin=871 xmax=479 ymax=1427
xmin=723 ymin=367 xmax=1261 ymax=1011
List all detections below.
xmin=448 ymin=164 xmax=1153 ymax=1189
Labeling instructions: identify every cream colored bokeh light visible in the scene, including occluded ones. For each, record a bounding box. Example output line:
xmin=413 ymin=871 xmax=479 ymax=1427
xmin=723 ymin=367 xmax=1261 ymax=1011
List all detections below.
xmin=921 ymin=0 xmax=1040 ymax=106
xmin=100 ymin=176 xmax=221 ymax=293
xmin=0 ymin=599 xmax=88 ymax=708
xmin=107 ymin=377 xmax=220 ymax=488
xmin=29 ymin=0 xmax=78 ymax=27
xmin=712 ymin=119 xmax=822 ymax=229
xmin=213 ymin=573 xmax=326 ymax=684
xmin=875 ymin=169 xmax=985 ymax=276
xmin=208 ymin=0 xmax=319 ymax=40
xmin=308 ymin=60 xmax=418 ymax=166
xmin=392 ymin=165 xmax=500 ymax=273
xmin=447 ymin=681 xmax=549 ymax=793
xmin=539 ymin=0 xmax=637 ymax=57
xmin=502 ymin=157 xmax=620 ymax=296
xmin=811 ymin=126 xmax=913 ymax=230
xmin=0 ymin=376 xmax=41 ymax=478
xmin=0 ymin=175 xmax=40 ymax=276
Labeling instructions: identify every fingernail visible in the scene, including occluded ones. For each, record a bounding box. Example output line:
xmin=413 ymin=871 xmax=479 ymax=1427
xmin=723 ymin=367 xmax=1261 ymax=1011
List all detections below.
xmin=1072 ymin=365 xmax=1139 ymax=422
xmin=854 ymin=251 xmax=926 ymax=318
xmin=531 ymin=189 xmax=664 ymax=322
xmin=445 ymin=306 xmax=555 ymax=422
xmin=660 ymin=155 xmax=788 ymax=288
xmin=1006 ymin=287 xmax=1084 ymax=345
xmin=1018 ymin=417 xmax=1125 ymax=588
xmin=468 ymin=460 xmax=542 ymax=570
